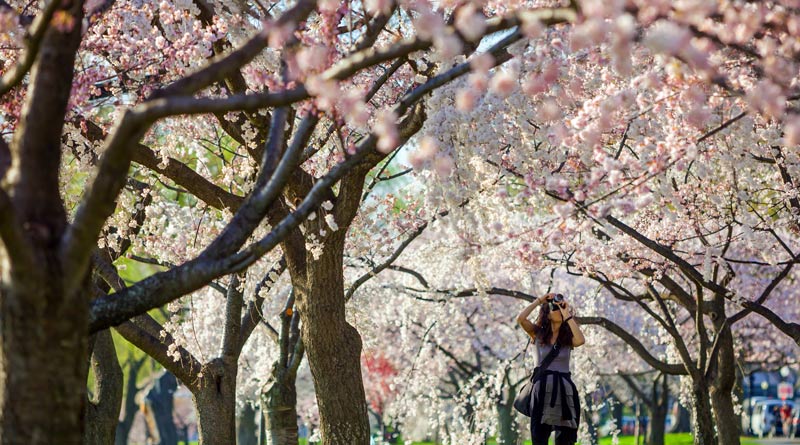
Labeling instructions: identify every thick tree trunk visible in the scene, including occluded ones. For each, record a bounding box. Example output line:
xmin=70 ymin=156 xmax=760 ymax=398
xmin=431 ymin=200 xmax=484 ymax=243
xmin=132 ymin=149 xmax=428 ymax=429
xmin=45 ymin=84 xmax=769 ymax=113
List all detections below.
xmin=710 ymin=321 xmax=740 ymax=445
xmin=647 ymin=375 xmax=668 ymax=445
xmin=1 ymin=0 xmax=88 ymax=442
xmin=689 ymin=380 xmax=717 ymax=445
xmin=194 ymin=358 xmax=238 ymax=444
xmin=294 ymin=237 xmax=370 ymax=445
xmin=261 ymin=365 xmax=299 ymax=445
xmin=84 ymin=331 xmax=123 ymax=445
xmin=238 ymin=403 xmax=259 ymax=445
xmin=495 ymin=395 xmax=518 ymax=445
xmin=0 ymin=282 xmax=89 ymax=444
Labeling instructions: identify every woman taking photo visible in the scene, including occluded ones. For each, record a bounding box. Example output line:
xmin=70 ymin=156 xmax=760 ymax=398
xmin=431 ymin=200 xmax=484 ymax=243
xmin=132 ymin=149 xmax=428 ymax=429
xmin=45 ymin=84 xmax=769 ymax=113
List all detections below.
xmin=516 ymin=293 xmax=586 ymax=445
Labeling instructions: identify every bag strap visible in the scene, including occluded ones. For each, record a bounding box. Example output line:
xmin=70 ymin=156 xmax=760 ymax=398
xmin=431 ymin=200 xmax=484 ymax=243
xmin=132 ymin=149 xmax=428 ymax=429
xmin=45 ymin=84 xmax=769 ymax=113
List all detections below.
xmin=537 ymin=342 xmax=561 ymax=373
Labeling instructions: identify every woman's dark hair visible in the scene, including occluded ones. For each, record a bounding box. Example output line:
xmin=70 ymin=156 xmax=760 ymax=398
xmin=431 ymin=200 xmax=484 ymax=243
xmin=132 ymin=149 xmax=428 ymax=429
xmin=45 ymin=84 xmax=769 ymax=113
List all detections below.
xmin=533 ymin=297 xmax=574 ymax=347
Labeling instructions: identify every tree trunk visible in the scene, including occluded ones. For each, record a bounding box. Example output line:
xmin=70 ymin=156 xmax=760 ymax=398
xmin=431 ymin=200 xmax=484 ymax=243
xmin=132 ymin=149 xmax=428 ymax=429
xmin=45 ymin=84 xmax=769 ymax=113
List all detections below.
xmin=708 ymin=296 xmax=740 ymax=445
xmin=0 ymin=281 xmax=89 ymax=444
xmin=84 ymin=331 xmax=123 ymax=445
xmin=668 ymin=401 xmax=692 ymax=433
xmin=143 ymin=371 xmax=179 ymax=445
xmin=611 ymin=393 xmax=624 ymax=432
xmin=0 ymin=0 xmax=88 ymax=442
xmin=294 ymin=236 xmax=370 ymax=445
xmin=116 ymin=357 xmax=145 ymax=445
xmin=194 ymin=358 xmax=238 ymax=444
xmin=261 ymin=365 xmax=299 ymax=445
xmin=709 ymin=321 xmax=740 ymax=445
xmin=495 ymin=397 xmax=518 ymax=445
xmin=647 ymin=375 xmax=667 ymax=445
xmin=238 ymin=403 xmax=259 ymax=445
xmin=583 ymin=393 xmax=599 ymax=445
xmin=689 ymin=380 xmax=717 ymax=445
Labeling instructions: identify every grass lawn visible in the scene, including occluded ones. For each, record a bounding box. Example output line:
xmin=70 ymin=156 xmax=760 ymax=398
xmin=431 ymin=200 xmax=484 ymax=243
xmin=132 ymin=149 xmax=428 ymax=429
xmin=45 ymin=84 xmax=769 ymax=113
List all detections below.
xmin=408 ymin=433 xmax=764 ymax=445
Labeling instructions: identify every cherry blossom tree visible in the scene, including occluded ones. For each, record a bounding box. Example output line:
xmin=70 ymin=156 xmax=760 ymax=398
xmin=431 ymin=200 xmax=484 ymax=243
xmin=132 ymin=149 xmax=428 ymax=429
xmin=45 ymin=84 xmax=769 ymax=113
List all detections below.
xmin=402 ymin=2 xmax=800 ymax=443
xmin=4 ymin=1 xmax=800 ymax=444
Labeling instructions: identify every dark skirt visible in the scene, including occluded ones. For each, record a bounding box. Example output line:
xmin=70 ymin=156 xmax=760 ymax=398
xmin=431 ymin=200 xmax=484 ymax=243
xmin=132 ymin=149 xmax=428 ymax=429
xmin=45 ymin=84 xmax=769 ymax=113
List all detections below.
xmin=530 ymin=370 xmax=580 ymax=445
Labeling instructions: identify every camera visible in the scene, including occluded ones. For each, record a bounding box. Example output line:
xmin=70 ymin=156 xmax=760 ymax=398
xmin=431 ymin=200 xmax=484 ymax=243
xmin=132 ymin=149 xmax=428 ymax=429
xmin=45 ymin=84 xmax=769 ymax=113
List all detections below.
xmin=548 ymin=294 xmax=564 ymax=311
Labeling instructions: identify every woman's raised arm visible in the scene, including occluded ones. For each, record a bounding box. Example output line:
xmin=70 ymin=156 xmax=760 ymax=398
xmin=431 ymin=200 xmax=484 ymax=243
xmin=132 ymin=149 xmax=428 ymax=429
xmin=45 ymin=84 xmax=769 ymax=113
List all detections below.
xmin=517 ymin=295 xmax=547 ymax=336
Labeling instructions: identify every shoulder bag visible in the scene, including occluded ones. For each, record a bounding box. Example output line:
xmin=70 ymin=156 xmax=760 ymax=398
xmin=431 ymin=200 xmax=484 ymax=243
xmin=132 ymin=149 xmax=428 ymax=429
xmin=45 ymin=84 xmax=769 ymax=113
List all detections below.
xmin=513 ymin=342 xmax=561 ymax=417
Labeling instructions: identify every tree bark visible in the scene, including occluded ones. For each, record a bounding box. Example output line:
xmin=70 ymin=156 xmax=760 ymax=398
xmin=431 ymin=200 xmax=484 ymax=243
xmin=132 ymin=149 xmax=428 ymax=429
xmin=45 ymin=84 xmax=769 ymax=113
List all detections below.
xmin=709 ymin=318 xmax=740 ymax=445
xmin=261 ymin=364 xmax=299 ymax=445
xmin=294 ymin=235 xmax=370 ymax=445
xmin=84 ymin=331 xmax=123 ymax=445
xmin=647 ymin=375 xmax=668 ymax=445
xmin=689 ymin=380 xmax=717 ymax=445
xmin=0 ymin=0 xmax=87 ymax=443
xmin=194 ymin=358 xmax=238 ymax=445
xmin=495 ymin=397 xmax=518 ymax=445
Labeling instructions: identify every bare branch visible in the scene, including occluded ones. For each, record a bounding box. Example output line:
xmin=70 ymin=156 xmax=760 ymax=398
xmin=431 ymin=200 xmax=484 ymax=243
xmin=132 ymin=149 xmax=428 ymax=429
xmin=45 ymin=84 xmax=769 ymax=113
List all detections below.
xmin=728 ymin=253 xmax=798 ymax=325
xmin=345 ymin=202 xmax=468 ymax=301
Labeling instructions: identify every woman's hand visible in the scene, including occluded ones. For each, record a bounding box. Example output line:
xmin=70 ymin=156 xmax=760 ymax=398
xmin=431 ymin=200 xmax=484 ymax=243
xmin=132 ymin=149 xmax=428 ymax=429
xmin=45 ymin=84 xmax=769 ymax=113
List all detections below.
xmin=558 ymin=299 xmax=571 ymax=318
xmin=537 ymin=294 xmax=550 ymax=305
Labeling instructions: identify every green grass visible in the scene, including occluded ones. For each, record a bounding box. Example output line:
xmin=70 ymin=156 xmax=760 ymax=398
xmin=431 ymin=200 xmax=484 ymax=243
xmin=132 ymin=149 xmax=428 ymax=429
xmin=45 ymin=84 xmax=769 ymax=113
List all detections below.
xmin=408 ymin=433 xmax=764 ymax=445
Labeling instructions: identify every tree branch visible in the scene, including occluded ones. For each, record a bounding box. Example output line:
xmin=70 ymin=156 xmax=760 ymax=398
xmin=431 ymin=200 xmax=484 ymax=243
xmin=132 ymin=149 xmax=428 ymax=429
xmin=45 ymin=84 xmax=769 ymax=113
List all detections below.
xmin=114 ymin=316 xmax=202 ymax=390
xmin=577 ymin=316 xmax=688 ymax=375
xmin=88 ymin=13 xmax=560 ymax=332
xmin=220 ymin=273 xmax=244 ymax=359
xmin=239 ymin=257 xmax=287 ymax=349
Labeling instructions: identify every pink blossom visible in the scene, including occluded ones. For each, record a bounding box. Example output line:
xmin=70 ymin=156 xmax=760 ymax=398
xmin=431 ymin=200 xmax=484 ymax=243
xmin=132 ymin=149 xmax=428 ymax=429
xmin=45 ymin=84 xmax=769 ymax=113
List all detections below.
xmin=433 ymin=155 xmax=454 ymax=177
xmin=456 ymin=89 xmax=477 ymax=111
xmin=297 ymin=46 xmax=328 ymax=74
xmin=523 ymin=74 xmax=547 ymax=96
xmin=365 ymin=0 xmax=393 ymax=16
xmin=469 ymin=53 xmax=495 ymax=74
xmin=536 ymin=99 xmax=561 ymax=122
xmin=413 ymin=7 xmax=444 ymax=40
xmin=468 ymin=73 xmax=488 ymax=91
xmin=784 ymin=116 xmax=800 ymax=146
xmin=409 ymin=136 xmax=439 ymax=169
xmin=434 ymin=33 xmax=463 ymax=60
xmin=306 ymin=77 xmax=340 ymax=112
xmin=644 ymin=20 xmax=691 ymax=55
xmin=455 ymin=4 xmax=486 ymax=42
xmin=489 ymin=70 xmax=516 ymax=97
xmin=747 ymin=80 xmax=786 ymax=118
xmin=554 ymin=202 xmax=574 ymax=219
xmin=375 ymin=109 xmax=399 ymax=153
xmin=340 ymin=92 xmax=370 ymax=128
xmin=520 ymin=14 xmax=543 ymax=39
